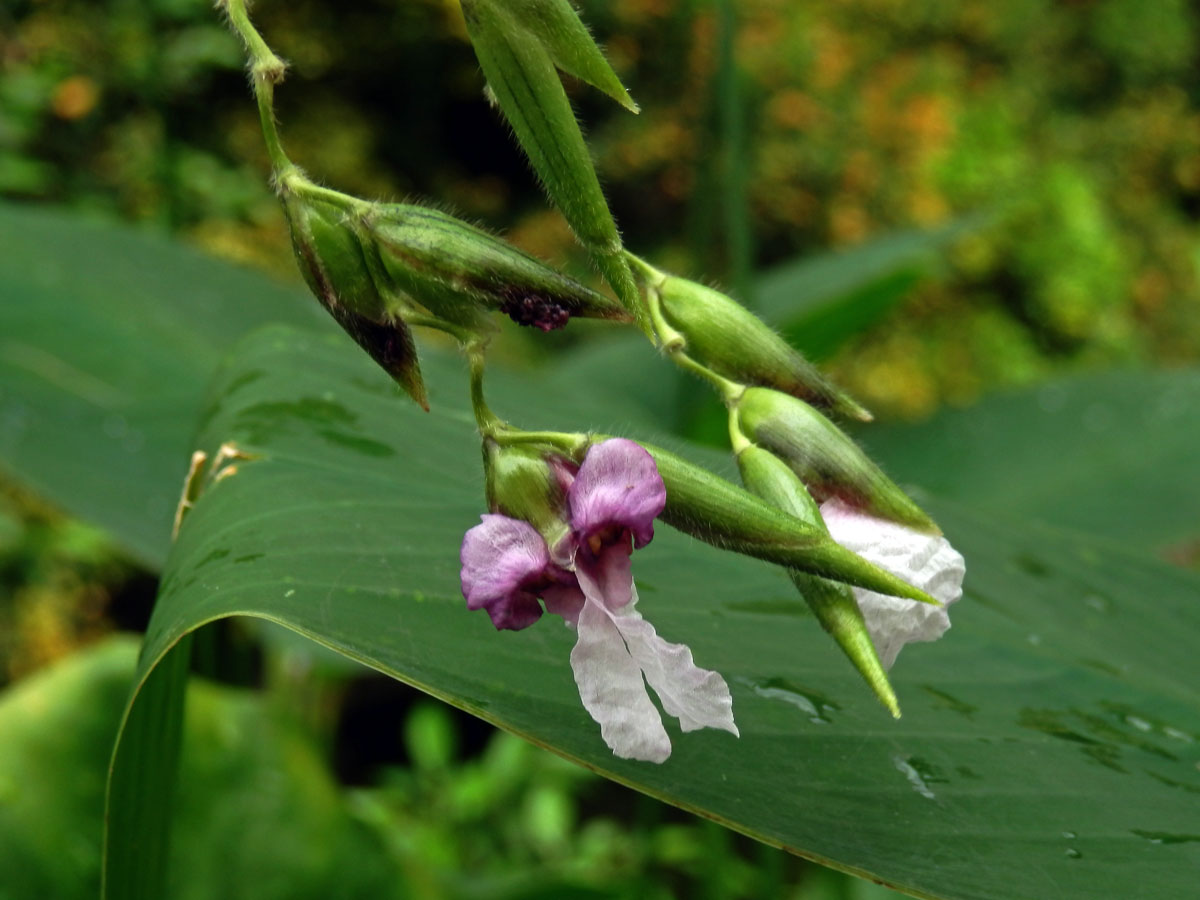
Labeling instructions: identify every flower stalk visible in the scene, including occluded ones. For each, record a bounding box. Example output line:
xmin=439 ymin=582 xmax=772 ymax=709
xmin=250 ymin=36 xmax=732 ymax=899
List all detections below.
xmin=219 ymin=0 xmax=291 ymax=177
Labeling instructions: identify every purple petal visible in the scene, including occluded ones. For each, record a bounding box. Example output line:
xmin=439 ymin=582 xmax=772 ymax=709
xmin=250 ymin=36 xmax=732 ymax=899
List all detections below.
xmin=576 ymin=537 xmax=635 ymax=612
xmin=569 ymin=577 xmax=672 ymax=762
xmin=611 ymin=586 xmax=738 ymax=738
xmin=460 ymin=514 xmax=550 ymax=631
xmin=568 ymin=439 xmax=665 ymax=548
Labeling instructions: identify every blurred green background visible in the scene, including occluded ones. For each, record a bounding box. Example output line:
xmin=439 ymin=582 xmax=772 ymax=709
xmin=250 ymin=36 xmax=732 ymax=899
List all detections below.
xmin=1 ymin=0 xmax=1197 ymax=896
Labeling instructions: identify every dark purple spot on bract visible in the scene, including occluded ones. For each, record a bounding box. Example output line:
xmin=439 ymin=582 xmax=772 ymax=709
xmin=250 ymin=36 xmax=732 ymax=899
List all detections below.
xmin=501 ymin=294 xmax=571 ymax=332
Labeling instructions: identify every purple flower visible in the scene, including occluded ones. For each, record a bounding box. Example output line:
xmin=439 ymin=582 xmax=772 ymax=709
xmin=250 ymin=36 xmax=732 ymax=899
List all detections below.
xmin=820 ymin=498 xmax=965 ymax=669
xmin=461 ymin=439 xmax=738 ymax=763
xmin=460 ymin=514 xmax=567 ymax=631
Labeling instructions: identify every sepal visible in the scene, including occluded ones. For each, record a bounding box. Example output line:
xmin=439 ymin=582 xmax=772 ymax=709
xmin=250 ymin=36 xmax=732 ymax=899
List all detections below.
xmin=281 ymin=189 xmax=427 ymax=410
xmin=483 ymin=441 xmax=573 ymax=553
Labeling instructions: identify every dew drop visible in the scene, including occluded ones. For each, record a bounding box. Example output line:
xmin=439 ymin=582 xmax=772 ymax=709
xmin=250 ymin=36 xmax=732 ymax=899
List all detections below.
xmin=1131 ymin=829 xmax=1200 ymax=845
xmin=892 ymin=755 xmax=937 ymax=800
xmin=103 ymin=414 xmax=128 ymax=439
xmin=735 ymin=677 xmax=840 ymax=724
xmin=1084 ymin=594 xmax=1110 ymax=613
xmin=284 ymin=588 xmax=296 ymax=598
xmin=1065 ymin=848 xmax=1082 ymax=859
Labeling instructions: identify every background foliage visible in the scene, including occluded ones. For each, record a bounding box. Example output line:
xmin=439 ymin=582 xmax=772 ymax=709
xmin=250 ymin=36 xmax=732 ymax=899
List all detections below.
xmin=6 ymin=0 xmax=1200 ymax=413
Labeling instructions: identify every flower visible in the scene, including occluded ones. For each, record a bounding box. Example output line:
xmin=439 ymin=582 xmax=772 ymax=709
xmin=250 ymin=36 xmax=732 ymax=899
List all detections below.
xmin=461 ymin=438 xmax=738 ymax=763
xmin=819 ymin=498 xmax=965 ymax=669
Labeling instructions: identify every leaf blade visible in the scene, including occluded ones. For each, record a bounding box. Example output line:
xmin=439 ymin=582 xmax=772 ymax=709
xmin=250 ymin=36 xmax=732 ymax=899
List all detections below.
xmin=112 ymin=324 xmax=1200 ymax=900
xmin=102 ymin=637 xmax=191 ymax=900
xmin=0 ymin=202 xmax=325 ymax=568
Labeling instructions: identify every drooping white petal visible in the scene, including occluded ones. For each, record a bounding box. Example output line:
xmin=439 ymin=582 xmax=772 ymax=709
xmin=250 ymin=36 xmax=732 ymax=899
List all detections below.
xmin=820 ymin=498 xmax=965 ymax=669
xmin=569 ymin=588 xmax=672 ymax=763
xmin=611 ymin=586 xmax=738 ymax=737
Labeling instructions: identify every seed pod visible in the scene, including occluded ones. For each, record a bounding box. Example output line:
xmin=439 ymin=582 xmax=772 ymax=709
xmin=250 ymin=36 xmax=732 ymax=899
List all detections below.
xmin=364 ymin=203 xmax=631 ymax=331
xmin=657 ymin=275 xmax=871 ymax=421
xmin=736 ymin=444 xmax=898 ymax=717
xmin=613 ymin=440 xmax=936 ymax=606
xmin=283 ymin=193 xmax=428 ymax=410
xmin=736 ymin=387 xmax=938 ymax=533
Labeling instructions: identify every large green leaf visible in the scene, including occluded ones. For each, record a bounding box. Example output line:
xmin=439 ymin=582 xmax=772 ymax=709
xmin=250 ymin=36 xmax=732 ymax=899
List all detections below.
xmin=0 ymin=202 xmax=325 ymax=569
xmin=860 ymin=368 xmax=1200 ymax=554
xmin=2 ymin=204 xmax=1197 ymax=896
xmin=111 ymin=324 xmax=1200 ymax=900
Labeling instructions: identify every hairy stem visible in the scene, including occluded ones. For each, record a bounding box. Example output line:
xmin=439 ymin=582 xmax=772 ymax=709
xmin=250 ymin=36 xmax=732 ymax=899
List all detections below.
xmin=467 ymin=344 xmax=502 ymax=435
xmin=220 ymin=0 xmax=291 ymax=176
xmin=629 ymin=251 xmax=747 ymax=410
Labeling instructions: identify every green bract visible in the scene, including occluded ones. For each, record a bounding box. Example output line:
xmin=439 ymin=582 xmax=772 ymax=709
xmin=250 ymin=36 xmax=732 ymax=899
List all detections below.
xmin=364 ymin=203 xmax=630 ymax=331
xmin=736 ymin=444 xmax=897 ymax=717
xmin=483 ymin=441 xmax=571 ymax=551
xmin=281 ymin=185 xmax=427 ymax=410
xmin=658 ymin=274 xmax=872 ymax=422
xmin=491 ymin=0 xmax=638 ymax=112
xmin=630 ymin=441 xmax=938 ymax=606
xmin=737 ymin=386 xmax=939 ymax=533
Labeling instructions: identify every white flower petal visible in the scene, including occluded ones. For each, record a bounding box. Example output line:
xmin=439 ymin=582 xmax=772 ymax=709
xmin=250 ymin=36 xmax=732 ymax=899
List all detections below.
xmin=612 ymin=587 xmax=738 ymax=737
xmin=820 ymin=498 xmax=965 ymax=669
xmin=570 ymin=585 xmax=672 ymax=763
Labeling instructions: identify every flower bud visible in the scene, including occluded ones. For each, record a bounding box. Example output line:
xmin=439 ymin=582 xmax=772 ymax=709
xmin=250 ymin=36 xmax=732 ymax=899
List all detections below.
xmin=627 ymin=440 xmax=937 ymax=606
xmin=736 ymin=444 xmax=899 ymax=717
xmin=282 ymin=192 xmax=428 ymax=410
xmin=483 ymin=440 xmax=573 ymax=554
xmin=363 ymin=204 xmax=631 ymax=332
xmin=736 ymin=387 xmax=938 ymax=533
xmin=657 ymin=276 xmax=871 ymax=421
